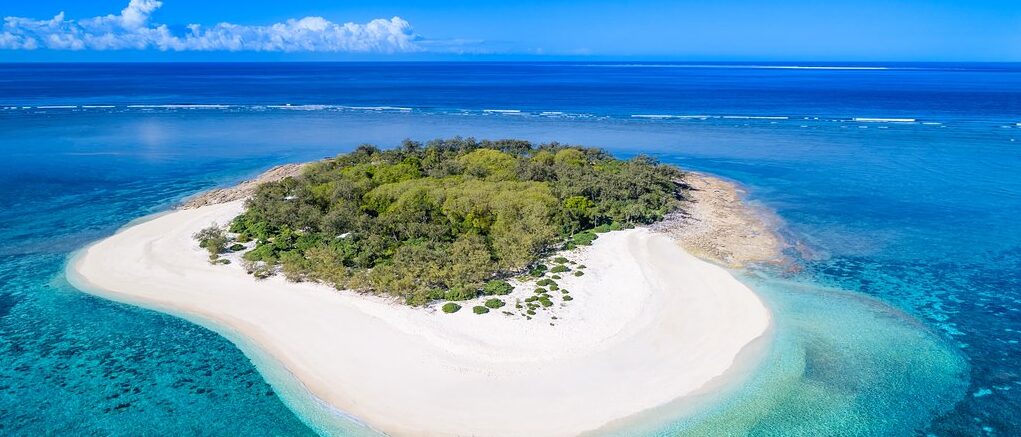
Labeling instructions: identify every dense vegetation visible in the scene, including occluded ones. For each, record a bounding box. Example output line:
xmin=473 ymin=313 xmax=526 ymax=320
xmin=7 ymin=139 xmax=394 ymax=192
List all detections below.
xmin=223 ymin=138 xmax=683 ymax=305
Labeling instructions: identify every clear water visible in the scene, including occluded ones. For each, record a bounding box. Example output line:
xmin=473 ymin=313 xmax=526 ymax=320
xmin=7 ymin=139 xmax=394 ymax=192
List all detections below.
xmin=1 ymin=63 xmax=1019 ymax=435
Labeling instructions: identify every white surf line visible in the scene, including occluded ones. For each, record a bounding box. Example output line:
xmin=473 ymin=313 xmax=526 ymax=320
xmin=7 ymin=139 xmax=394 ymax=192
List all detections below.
xmin=852 ymin=117 xmax=917 ymax=123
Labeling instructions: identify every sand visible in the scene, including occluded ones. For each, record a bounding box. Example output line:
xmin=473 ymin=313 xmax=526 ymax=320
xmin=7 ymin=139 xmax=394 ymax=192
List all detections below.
xmin=70 ymin=197 xmax=771 ymax=436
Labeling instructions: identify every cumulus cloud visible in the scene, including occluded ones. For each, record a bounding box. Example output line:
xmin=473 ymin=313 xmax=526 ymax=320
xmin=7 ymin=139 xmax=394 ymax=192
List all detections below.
xmin=0 ymin=0 xmax=421 ymax=52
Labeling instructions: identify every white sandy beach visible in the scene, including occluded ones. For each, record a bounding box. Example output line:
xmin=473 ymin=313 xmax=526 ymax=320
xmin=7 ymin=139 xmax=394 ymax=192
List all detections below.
xmin=70 ymin=200 xmax=770 ymax=436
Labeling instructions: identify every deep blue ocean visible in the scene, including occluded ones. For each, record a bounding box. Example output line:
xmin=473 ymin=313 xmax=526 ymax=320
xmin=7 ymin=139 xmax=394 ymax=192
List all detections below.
xmin=0 ymin=62 xmax=1019 ymax=435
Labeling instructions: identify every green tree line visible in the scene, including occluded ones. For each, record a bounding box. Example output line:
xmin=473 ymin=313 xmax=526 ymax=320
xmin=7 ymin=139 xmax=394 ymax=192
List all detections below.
xmin=227 ymin=138 xmax=684 ymax=305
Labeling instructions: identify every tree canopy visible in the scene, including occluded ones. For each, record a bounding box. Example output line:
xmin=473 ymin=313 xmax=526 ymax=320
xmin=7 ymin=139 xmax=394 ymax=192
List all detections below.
xmin=228 ymin=138 xmax=684 ymax=305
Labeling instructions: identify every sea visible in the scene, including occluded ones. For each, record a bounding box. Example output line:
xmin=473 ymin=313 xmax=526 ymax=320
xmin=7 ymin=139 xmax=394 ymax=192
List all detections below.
xmin=0 ymin=62 xmax=1018 ymax=435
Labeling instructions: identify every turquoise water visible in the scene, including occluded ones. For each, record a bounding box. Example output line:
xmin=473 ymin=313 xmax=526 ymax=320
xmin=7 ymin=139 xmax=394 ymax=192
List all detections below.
xmin=2 ymin=63 xmax=1019 ymax=435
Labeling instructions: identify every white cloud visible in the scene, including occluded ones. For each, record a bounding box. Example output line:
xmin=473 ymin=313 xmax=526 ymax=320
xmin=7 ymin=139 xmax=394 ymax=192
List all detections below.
xmin=0 ymin=0 xmax=421 ymax=53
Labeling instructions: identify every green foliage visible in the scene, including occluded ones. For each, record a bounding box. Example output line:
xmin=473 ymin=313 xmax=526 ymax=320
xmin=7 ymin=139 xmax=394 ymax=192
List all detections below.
xmin=563 ymin=295 xmax=574 ymax=301
xmin=553 ymin=256 xmax=569 ymax=264
xmin=571 ymin=231 xmax=598 ymax=247
xmin=231 ymin=138 xmax=682 ymax=304
xmin=444 ymin=286 xmax=477 ymax=301
xmin=442 ymin=302 xmax=462 ymax=313
xmin=484 ymin=298 xmax=505 ymax=309
xmin=593 ymin=222 xmax=622 ymax=233
xmin=536 ymin=278 xmax=555 ymax=287
xmin=193 ymin=225 xmax=228 ymax=261
xmin=472 ymin=305 xmax=490 ymax=315
xmin=574 ymin=270 xmax=585 ymax=277
xmin=550 ymin=265 xmax=570 ymax=273
xmin=483 ymin=280 xmax=514 ymax=296
xmin=539 ymin=297 xmax=554 ymax=307
xmin=227 ymin=243 xmax=246 ymax=252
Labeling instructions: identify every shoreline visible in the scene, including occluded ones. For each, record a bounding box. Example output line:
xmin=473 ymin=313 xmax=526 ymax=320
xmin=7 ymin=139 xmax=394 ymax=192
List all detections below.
xmin=67 ymin=164 xmax=778 ymax=436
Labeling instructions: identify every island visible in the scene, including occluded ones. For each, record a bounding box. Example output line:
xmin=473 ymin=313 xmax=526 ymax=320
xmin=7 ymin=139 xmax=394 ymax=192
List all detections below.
xmin=69 ymin=138 xmax=776 ymax=436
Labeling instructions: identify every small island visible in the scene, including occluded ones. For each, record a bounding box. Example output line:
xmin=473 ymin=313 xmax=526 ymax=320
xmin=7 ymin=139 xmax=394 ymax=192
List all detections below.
xmin=70 ymin=138 xmax=775 ymax=436
xmin=196 ymin=139 xmax=684 ymax=315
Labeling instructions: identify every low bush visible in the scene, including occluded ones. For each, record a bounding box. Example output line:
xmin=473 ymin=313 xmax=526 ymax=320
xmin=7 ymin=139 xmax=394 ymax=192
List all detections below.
xmin=534 ymin=287 xmax=548 ymax=294
xmin=548 ymin=283 xmax=559 ymax=291
xmin=194 ymin=224 xmax=228 ymax=261
xmin=473 ymin=306 xmax=489 ymax=315
xmin=483 ymin=280 xmax=514 ymax=296
xmin=228 ymin=243 xmax=246 ymax=252
xmin=593 ymin=222 xmax=622 ymax=233
xmin=442 ymin=303 xmax=462 ymax=313
xmin=529 ymin=264 xmax=548 ymax=277
xmin=563 ymin=295 xmax=574 ymax=301
xmin=553 ymin=256 xmax=569 ymax=264
xmin=525 ymin=296 xmax=538 ymax=303
xmin=573 ymin=270 xmax=584 ymax=277
xmin=445 ymin=287 xmax=477 ymax=301
xmin=571 ymin=231 xmax=598 ymax=246
xmin=539 ymin=297 xmax=553 ymax=307
xmin=551 ymin=275 xmax=561 ymax=280
xmin=550 ymin=265 xmax=570 ymax=273
xmin=484 ymin=298 xmax=505 ymax=309
xmin=536 ymin=278 xmax=555 ymax=287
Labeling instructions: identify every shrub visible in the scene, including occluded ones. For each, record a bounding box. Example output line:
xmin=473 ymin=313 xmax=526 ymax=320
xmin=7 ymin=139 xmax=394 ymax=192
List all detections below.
xmin=243 ymin=260 xmax=273 ymax=279
xmin=577 ymin=264 xmax=587 ymax=269
xmin=483 ymin=280 xmax=514 ymax=296
xmin=527 ymin=310 xmax=536 ymax=316
xmin=473 ymin=306 xmax=489 ymax=315
xmin=445 ymin=287 xmax=477 ymax=301
xmin=550 ymin=265 xmax=570 ymax=273
xmin=534 ymin=287 xmax=548 ymax=294
xmin=572 ymin=231 xmax=598 ymax=246
xmin=525 ymin=296 xmax=538 ymax=303
xmin=228 ymin=243 xmax=247 ymax=252
xmin=574 ymin=270 xmax=584 ymax=277
xmin=536 ymin=278 xmax=555 ymax=287
xmin=529 ymin=264 xmax=548 ymax=277
xmin=539 ymin=297 xmax=553 ymax=307
xmin=561 ymin=289 xmax=570 ymax=294
xmin=551 ymin=275 xmax=561 ymax=280
xmin=194 ymin=224 xmax=228 ymax=261
xmin=563 ymin=295 xmax=574 ymax=301
xmin=553 ymin=256 xmax=569 ymax=264
xmin=484 ymin=298 xmax=505 ymax=309
xmin=548 ymin=283 xmax=559 ymax=291
xmin=593 ymin=222 xmax=622 ymax=233
xmin=442 ymin=303 xmax=462 ymax=313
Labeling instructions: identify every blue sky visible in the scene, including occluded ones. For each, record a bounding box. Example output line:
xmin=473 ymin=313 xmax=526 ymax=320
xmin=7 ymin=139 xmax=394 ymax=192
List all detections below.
xmin=1 ymin=0 xmax=1019 ymax=61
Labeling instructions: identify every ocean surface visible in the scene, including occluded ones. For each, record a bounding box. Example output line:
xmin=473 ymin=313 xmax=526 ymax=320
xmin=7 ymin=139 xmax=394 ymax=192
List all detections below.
xmin=0 ymin=62 xmax=1019 ymax=435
